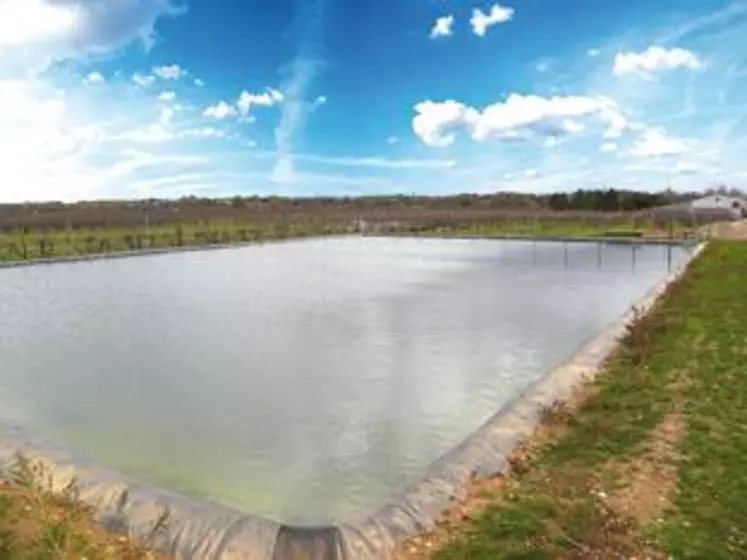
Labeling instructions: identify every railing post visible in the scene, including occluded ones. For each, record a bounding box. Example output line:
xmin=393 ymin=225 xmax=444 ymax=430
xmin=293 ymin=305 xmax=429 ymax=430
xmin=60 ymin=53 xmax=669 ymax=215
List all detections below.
xmin=667 ymin=243 xmax=672 ymax=273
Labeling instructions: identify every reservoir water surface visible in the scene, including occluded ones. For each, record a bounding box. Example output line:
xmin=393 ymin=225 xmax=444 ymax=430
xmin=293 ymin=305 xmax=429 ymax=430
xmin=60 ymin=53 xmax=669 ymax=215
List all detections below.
xmin=0 ymin=237 xmax=693 ymax=525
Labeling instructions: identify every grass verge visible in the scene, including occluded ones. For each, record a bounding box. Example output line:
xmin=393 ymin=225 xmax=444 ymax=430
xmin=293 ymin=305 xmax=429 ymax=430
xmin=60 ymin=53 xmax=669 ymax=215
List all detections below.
xmin=399 ymin=240 xmax=747 ymax=559
xmin=384 ymin=218 xmax=697 ymax=240
xmin=0 ymin=219 xmax=351 ymax=263
xmin=0 ymin=216 xmax=697 ymax=263
xmin=0 ymin=453 xmax=167 ymax=559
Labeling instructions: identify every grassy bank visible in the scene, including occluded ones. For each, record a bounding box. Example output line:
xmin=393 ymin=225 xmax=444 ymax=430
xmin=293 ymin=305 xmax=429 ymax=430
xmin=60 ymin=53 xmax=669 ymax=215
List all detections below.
xmin=391 ymin=217 xmax=695 ymax=239
xmin=400 ymin=239 xmax=747 ymax=559
xmin=0 ymin=216 xmax=695 ymax=264
xmin=0 ymin=219 xmax=351 ymax=263
xmin=0 ymin=455 xmax=166 ymax=559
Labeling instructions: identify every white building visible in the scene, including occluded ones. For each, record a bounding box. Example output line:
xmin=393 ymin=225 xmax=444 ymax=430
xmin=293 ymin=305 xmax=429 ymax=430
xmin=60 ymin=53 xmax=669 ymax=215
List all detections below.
xmin=690 ymin=195 xmax=746 ymax=219
xmin=647 ymin=194 xmax=746 ymax=224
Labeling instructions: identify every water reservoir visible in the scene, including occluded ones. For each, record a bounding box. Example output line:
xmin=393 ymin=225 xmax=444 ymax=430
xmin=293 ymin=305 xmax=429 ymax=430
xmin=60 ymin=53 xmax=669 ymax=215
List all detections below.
xmin=0 ymin=236 xmax=693 ymax=526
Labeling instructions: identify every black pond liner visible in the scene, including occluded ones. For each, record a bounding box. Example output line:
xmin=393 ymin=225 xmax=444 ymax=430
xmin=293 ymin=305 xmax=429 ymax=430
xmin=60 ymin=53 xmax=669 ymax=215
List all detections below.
xmin=0 ymin=241 xmax=706 ymax=560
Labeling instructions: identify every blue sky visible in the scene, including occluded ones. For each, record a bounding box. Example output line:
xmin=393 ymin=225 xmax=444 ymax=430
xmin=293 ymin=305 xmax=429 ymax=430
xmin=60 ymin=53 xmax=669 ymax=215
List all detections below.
xmin=0 ymin=0 xmax=745 ymax=201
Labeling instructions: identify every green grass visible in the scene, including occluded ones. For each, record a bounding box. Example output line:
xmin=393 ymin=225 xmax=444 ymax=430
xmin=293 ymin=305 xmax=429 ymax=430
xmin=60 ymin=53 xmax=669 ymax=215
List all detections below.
xmin=0 ymin=218 xmax=352 ymax=263
xmin=387 ymin=218 xmax=695 ymax=239
xmin=0 ymin=454 xmax=165 ymax=559
xmin=426 ymin=240 xmax=747 ymax=559
xmin=0 ymin=216 xmax=698 ymax=263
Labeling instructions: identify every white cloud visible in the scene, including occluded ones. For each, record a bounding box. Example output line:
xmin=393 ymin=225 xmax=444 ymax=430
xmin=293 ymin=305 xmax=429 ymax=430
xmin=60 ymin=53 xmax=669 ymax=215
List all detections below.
xmin=194 ymin=78 xmax=205 ymax=87
xmin=473 ymin=95 xmax=622 ymax=141
xmin=0 ymin=80 xmax=113 ymax=200
xmin=315 ymin=95 xmax=327 ymax=105
xmin=588 ymin=48 xmax=600 ymax=57
xmin=600 ymin=108 xmax=629 ymax=139
xmin=153 ymin=64 xmax=187 ymax=80
xmin=0 ymin=0 xmax=77 ymax=47
xmin=413 ymin=94 xmax=628 ymax=147
xmin=270 ymin=155 xmax=296 ymax=185
xmin=630 ymin=128 xmax=689 ymax=157
xmin=1 ymin=0 xmax=740 ymax=202
xmin=614 ymin=46 xmax=702 ymax=77
xmin=0 ymin=81 xmax=65 ymax=124
xmin=561 ymin=119 xmax=584 ymax=133
xmin=412 ymin=100 xmax=479 ymax=147
xmin=601 ymin=142 xmax=618 ymax=152
xmin=470 ymin=3 xmax=515 ymax=37
xmin=158 ymin=107 xmax=174 ymax=126
xmin=83 ymin=71 xmax=105 ymax=85
xmin=202 ymin=89 xmax=283 ymax=122
xmin=237 ymin=88 xmax=283 ymax=117
xmin=430 ymin=15 xmax=454 ymax=39
xmin=114 ymin=107 xmax=178 ymax=145
xmin=132 ymin=73 xmax=155 ymax=87
xmin=180 ymin=127 xmax=225 ymax=139
xmin=122 ymin=124 xmax=174 ymax=144
xmin=199 ymin=88 xmax=285 ymax=124
xmin=0 ymin=0 xmax=186 ymax=77
xmin=203 ymin=100 xmax=237 ymax=120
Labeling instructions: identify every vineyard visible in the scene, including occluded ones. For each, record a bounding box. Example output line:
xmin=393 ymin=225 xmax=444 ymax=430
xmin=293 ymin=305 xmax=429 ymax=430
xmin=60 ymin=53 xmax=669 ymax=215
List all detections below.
xmin=0 ymin=191 xmax=716 ymax=263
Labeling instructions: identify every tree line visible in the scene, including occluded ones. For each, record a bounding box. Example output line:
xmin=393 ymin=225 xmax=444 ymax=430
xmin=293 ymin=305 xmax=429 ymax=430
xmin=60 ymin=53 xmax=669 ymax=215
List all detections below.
xmin=0 ymin=186 xmax=743 ymax=231
xmin=540 ymin=186 xmax=744 ymax=212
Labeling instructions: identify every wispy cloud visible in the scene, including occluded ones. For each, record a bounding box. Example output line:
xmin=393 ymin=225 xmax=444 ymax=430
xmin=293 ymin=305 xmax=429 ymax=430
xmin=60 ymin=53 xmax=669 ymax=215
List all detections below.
xmin=292 ymin=153 xmax=457 ymax=170
xmin=613 ymin=46 xmax=702 ymax=78
xmin=272 ymin=0 xmax=328 ymax=185
xmin=133 ymin=73 xmax=156 ymax=87
xmin=656 ymin=1 xmax=747 ymax=44
xmin=629 ymin=127 xmax=690 ymax=157
xmin=152 ymin=64 xmax=187 ymax=80
xmin=84 ymin=71 xmax=106 ymax=85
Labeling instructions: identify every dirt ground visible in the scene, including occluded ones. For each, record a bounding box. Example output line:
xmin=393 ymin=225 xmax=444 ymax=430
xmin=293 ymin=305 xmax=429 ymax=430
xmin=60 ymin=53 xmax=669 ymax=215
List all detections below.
xmin=699 ymin=219 xmax=747 ymax=239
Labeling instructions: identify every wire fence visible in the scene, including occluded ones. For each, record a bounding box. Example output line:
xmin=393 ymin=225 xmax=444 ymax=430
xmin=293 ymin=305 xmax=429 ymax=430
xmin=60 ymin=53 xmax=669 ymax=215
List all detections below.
xmin=0 ymin=209 xmax=715 ymax=265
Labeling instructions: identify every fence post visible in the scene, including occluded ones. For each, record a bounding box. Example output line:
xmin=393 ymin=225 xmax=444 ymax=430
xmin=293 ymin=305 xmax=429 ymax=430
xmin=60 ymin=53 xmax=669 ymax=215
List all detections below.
xmin=21 ymin=227 xmax=28 ymax=260
xmin=667 ymin=243 xmax=672 ymax=272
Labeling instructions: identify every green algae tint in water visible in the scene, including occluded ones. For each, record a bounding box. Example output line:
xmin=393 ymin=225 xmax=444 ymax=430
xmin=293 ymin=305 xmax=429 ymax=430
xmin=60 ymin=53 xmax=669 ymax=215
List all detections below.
xmin=0 ymin=237 xmax=692 ymax=525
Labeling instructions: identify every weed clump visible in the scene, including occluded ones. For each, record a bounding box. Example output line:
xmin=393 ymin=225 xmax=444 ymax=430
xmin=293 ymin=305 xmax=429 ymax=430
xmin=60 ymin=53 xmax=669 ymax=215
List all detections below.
xmin=0 ymin=451 xmax=170 ymax=558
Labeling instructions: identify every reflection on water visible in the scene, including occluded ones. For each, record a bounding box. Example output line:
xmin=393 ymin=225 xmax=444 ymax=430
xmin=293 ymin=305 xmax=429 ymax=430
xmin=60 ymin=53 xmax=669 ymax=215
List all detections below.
xmin=0 ymin=237 xmax=692 ymax=524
